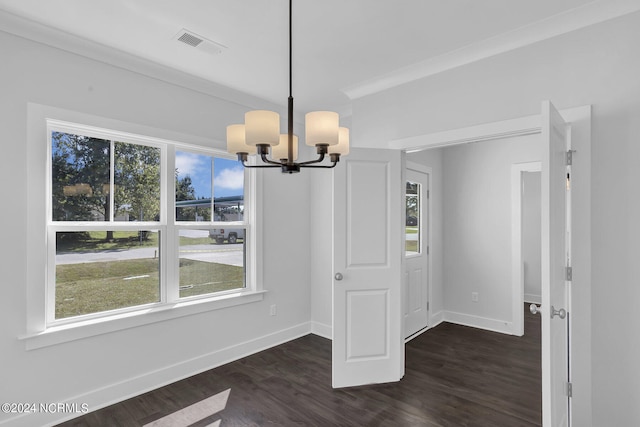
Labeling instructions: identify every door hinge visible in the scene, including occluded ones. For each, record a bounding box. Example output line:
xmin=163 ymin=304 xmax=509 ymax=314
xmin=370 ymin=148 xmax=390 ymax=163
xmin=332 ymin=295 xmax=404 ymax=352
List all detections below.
xmin=427 ymin=301 xmax=430 ymax=311
xmin=566 ymin=382 xmax=573 ymax=398
xmin=566 ymin=150 xmax=575 ymax=166
xmin=566 ymin=266 xmax=573 ymax=281
xmin=427 ymin=190 xmax=430 ymax=199
xmin=426 ymin=245 xmax=430 ymax=255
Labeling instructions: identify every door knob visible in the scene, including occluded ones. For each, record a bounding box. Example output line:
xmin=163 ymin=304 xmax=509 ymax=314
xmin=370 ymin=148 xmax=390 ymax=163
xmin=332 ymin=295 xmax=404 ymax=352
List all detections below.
xmin=550 ymin=306 xmax=567 ymax=319
xmin=530 ymin=304 xmax=541 ymax=315
xmin=334 ymin=272 xmax=343 ymax=281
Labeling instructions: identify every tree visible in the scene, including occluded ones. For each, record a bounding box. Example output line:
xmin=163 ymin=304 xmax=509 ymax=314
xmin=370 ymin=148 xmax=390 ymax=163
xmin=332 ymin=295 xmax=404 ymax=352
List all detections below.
xmin=51 ymin=132 xmax=161 ymax=241
xmin=175 ymin=173 xmax=197 ymax=221
xmin=52 ymin=132 xmax=110 ymax=219
xmin=114 ymin=142 xmax=160 ymax=222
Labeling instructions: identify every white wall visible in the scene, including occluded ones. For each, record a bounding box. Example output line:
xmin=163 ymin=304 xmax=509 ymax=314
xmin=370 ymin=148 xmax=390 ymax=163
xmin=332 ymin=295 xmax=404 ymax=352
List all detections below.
xmin=352 ymin=10 xmax=640 ymax=426
xmin=0 ymin=30 xmax=313 ymax=426
xmin=523 ymin=171 xmax=542 ymax=303
xmin=442 ymin=134 xmax=540 ymax=332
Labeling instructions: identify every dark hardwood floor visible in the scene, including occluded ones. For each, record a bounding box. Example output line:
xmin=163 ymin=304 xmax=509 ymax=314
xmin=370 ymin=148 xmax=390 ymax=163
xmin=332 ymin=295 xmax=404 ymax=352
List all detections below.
xmin=57 ymin=305 xmax=541 ymax=426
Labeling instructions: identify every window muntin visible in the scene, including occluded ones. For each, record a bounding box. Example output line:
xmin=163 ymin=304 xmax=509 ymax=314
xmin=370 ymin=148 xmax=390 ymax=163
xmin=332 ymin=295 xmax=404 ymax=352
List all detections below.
xmin=406 ymin=181 xmax=421 ymax=255
xmin=48 ymin=122 xmax=252 ymax=326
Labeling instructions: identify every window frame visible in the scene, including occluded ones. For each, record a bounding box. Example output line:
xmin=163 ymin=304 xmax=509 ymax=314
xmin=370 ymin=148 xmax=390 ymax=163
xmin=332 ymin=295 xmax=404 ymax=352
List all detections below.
xmin=23 ymin=106 xmax=263 ymax=349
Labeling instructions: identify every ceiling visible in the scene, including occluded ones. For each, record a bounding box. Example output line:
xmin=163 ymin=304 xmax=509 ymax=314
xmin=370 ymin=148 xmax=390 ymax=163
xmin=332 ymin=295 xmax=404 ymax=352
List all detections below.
xmin=0 ymin=0 xmax=633 ymax=115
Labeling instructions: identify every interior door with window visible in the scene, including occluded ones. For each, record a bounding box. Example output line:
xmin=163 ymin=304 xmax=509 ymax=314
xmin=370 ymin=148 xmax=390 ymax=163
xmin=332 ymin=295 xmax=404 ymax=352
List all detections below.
xmin=404 ymin=165 xmax=430 ymax=339
xmin=541 ymin=100 xmax=571 ymax=426
xmin=332 ymin=147 xmax=404 ymax=388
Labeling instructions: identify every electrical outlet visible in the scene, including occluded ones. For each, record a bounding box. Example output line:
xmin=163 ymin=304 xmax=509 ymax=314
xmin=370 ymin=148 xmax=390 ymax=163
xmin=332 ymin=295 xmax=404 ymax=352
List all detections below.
xmin=471 ymin=292 xmax=479 ymax=302
xmin=270 ymin=304 xmax=277 ymax=316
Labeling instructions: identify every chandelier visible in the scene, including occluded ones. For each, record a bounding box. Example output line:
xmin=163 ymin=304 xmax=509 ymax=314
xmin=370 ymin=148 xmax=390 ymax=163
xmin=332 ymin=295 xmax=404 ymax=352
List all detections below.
xmin=226 ymin=0 xmax=349 ymax=174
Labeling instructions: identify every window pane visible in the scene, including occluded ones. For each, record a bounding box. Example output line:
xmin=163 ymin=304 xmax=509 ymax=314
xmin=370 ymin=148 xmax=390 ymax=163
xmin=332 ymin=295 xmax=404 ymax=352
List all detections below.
xmin=406 ymin=181 xmax=420 ymax=255
xmin=114 ymin=142 xmax=161 ymax=222
xmin=55 ymin=230 xmax=160 ymax=319
xmin=175 ymin=151 xmax=213 ymax=221
xmin=213 ymin=157 xmax=244 ymax=222
xmin=51 ymin=132 xmax=110 ymax=221
xmin=178 ymin=228 xmax=245 ymax=298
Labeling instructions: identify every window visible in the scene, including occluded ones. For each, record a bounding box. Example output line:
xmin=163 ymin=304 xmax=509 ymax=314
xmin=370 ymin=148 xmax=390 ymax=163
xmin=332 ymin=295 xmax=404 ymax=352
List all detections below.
xmin=405 ymin=181 xmax=421 ymax=255
xmin=47 ymin=120 xmax=254 ymax=326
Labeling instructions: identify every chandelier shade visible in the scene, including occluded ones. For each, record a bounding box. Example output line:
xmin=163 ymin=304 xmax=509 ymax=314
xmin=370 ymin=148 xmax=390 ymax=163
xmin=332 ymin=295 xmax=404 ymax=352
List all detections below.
xmin=244 ymin=110 xmax=280 ymax=146
xmin=329 ymin=127 xmax=350 ymax=156
xmin=226 ymin=0 xmax=349 ymax=173
xmin=305 ymin=111 xmax=340 ymax=147
xmin=227 ymin=124 xmax=257 ymax=155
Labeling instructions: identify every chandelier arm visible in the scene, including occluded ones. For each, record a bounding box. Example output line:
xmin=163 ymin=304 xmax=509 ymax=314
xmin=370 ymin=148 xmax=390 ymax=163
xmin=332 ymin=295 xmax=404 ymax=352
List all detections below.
xmin=260 ymin=153 xmax=285 ymax=166
xmin=296 ymin=152 xmax=328 ymax=166
xmin=241 ymin=159 xmax=281 ymax=169
xmin=299 ymin=161 xmax=338 ymax=169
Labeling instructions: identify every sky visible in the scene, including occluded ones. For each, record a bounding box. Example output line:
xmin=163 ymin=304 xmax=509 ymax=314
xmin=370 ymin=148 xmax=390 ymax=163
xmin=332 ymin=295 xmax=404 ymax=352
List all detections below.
xmin=175 ymin=151 xmax=244 ymax=199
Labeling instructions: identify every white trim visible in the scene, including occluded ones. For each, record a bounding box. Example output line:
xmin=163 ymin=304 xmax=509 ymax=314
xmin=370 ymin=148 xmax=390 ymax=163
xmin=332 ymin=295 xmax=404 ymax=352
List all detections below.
xmin=443 ymin=311 xmax=514 ymax=335
xmin=430 ymin=310 xmax=444 ymax=329
xmin=310 ymin=321 xmax=332 ymax=340
xmin=26 ymin=103 xmax=262 ymax=345
xmin=511 ymin=161 xmax=542 ymax=337
xmin=21 ymin=291 xmax=266 ymax=350
xmin=0 ymin=10 xmax=281 ymax=114
xmin=343 ymin=0 xmax=640 ymax=100
xmin=7 ymin=322 xmax=310 ymax=427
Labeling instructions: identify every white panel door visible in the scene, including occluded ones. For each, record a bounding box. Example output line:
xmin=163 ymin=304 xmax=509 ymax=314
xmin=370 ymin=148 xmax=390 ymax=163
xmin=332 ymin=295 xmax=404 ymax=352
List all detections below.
xmin=404 ymin=167 xmax=430 ymax=338
xmin=332 ymin=147 xmax=404 ymax=388
xmin=541 ymin=100 xmax=571 ymax=427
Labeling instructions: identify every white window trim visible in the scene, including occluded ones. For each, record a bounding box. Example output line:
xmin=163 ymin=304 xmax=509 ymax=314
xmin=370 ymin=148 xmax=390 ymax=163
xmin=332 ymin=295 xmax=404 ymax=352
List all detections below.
xmin=22 ymin=103 xmax=264 ymax=350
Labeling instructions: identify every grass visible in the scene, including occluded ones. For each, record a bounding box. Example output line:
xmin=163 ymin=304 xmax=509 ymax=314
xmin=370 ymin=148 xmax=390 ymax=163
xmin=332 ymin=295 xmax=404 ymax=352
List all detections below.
xmin=405 ymin=241 xmax=419 ymax=253
xmin=57 ymin=231 xmax=159 ymax=252
xmin=56 ymin=258 xmax=243 ymax=319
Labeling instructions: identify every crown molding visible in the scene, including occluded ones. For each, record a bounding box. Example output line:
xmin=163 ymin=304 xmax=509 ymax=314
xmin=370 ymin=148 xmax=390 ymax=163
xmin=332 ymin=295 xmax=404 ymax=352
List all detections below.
xmin=0 ymin=9 xmax=283 ymax=113
xmin=342 ymin=0 xmax=640 ymax=100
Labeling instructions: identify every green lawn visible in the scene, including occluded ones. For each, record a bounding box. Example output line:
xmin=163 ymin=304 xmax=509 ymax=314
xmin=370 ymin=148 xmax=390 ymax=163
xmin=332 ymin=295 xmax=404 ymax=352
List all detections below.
xmin=56 ymin=258 xmax=243 ymax=319
xmin=57 ymin=231 xmax=159 ymax=252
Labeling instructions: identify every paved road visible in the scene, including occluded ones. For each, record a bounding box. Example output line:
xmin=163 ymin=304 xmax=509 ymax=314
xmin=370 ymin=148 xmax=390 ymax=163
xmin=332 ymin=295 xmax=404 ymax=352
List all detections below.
xmin=56 ymin=243 xmax=244 ymax=267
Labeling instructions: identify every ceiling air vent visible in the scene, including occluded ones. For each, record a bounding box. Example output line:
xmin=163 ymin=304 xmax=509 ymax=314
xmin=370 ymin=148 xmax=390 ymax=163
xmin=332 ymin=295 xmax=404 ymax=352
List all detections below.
xmin=174 ymin=29 xmax=226 ymax=55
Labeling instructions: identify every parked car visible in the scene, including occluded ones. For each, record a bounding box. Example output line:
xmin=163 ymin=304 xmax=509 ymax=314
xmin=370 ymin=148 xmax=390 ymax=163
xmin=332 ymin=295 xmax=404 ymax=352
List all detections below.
xmin=209 ymin=228 xmax=244 ymax=244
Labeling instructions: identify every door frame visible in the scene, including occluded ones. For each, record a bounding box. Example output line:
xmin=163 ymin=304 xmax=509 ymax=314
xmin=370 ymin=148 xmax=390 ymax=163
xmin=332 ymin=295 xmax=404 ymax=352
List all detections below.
xmin=393 ymin=104 xmax=591 ymax=426
xmin=511 ymin=161 xmax=542 ymax=337
xmin=404 ymin=161 xmax=432 ymax=340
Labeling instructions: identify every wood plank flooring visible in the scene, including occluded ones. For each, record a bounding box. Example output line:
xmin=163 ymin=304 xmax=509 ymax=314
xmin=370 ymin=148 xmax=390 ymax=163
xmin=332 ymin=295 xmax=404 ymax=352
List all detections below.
xmin=57 ymin=306 xmax=541 ymax=426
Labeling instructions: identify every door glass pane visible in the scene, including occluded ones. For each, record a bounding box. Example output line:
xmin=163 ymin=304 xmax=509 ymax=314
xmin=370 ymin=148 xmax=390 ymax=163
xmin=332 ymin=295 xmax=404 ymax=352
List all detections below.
xmin=406 ymin=181 xmax=420 ymax=255
xmin=55 ymin=230 xmax=160 ymax=319
xmin=178 ymin=228 xmax=245 ymax=298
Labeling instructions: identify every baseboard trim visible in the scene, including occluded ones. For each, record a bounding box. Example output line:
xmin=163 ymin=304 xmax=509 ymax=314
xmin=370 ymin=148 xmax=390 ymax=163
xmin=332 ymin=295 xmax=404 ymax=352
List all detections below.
xmin=2 ymin=322 xmax=312 ymax=427
xmin=443 ymin=310 xmax=514 ymax=335
xmin=310 ymin=321 xmax=332 ymax=340
xmin=430 ymin=310 xmax=444 ymax=328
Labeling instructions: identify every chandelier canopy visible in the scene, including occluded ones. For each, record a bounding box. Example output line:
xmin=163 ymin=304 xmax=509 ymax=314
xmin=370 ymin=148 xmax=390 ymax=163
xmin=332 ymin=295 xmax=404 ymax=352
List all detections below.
xmin=226 ymin=0 xmax=349 ymax=174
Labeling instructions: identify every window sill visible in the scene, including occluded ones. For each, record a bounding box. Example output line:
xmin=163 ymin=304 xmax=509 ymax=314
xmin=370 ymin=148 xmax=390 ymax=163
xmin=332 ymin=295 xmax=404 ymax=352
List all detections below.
xmin=21 ymin=290 xmax=266 ymax=350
